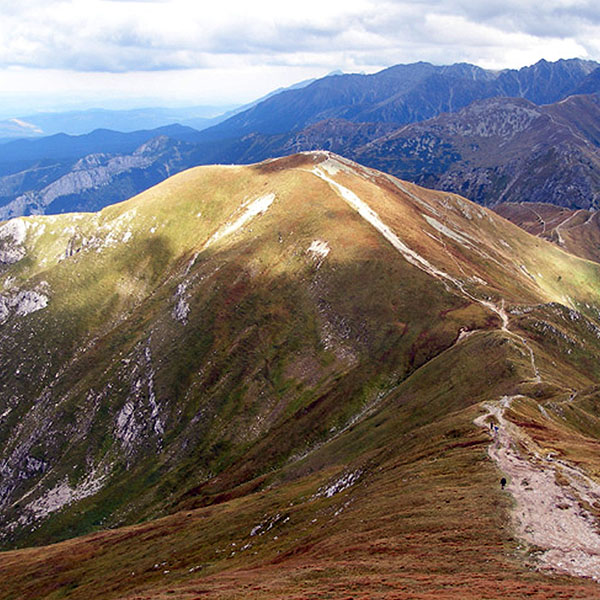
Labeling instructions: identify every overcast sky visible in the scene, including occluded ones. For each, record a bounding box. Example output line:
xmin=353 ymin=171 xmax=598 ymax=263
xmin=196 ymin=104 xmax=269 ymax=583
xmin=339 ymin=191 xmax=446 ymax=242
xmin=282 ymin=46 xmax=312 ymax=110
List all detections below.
xmin=0 ymin=0 xmax=598 ymax=114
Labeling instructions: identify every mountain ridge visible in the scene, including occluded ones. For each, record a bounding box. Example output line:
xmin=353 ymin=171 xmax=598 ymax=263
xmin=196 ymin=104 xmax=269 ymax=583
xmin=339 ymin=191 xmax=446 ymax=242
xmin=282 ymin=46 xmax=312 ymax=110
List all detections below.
xmin=195 ymin=58 xmax=599 ymax=141
xmin=351 ymin=92 xmax=600 ymax=209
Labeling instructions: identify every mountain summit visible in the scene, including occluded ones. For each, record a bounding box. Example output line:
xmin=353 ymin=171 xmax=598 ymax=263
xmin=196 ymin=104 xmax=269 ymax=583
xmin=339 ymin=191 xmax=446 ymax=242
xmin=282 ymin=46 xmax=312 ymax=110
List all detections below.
xmin=2 ymin=153 xmax=600 ymax=597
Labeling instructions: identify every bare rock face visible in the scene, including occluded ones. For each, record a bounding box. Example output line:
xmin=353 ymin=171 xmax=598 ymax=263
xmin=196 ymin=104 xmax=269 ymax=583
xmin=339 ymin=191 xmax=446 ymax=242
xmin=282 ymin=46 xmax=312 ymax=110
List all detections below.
xmin=0 ymin=290 xmax=47 ymax=322
xmin=0 ymin=219 xmax=27 ymax=264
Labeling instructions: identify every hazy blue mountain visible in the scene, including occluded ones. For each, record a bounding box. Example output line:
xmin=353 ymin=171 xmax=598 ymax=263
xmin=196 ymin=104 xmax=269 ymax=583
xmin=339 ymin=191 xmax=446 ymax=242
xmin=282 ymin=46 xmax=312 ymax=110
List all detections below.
xmin=0 ymin=124 xmax=198 ymax=170
xmin=0 ymin=107 xmax=233 ymax=140
xmin=195 ymin=58 xmax=599 ymax=142
xmin=573 ymin=67 xmax=600 ymax=95
xmin=0 ymin=72 xmax=332 ymax=141
xmin=173 ymin=93 xmax=600 ymax=210
xmin=493 ymin=58 xmax=599 ymax=104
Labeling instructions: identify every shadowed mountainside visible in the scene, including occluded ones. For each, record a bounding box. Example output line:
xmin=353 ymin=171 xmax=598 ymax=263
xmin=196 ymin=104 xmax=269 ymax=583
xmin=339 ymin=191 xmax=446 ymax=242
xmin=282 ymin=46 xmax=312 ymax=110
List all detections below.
xmin=352 ymin=93 xmax=600 ymax=209
xmin=196 ymin=58 xmax=599 ymax=141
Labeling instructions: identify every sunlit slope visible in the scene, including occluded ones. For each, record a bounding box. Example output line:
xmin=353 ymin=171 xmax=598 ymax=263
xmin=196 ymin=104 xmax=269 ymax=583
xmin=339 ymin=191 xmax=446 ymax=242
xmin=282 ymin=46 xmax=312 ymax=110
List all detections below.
xmin=496 ymin=201 xmax=600 ymax=265
xmin=1 ymin=152 xmax=600 ymax=597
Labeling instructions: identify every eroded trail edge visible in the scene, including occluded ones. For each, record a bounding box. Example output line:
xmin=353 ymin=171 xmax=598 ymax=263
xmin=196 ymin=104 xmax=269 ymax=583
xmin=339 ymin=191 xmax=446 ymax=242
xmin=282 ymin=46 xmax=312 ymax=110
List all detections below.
xmin=475 ymin=397 xmax=600 ymax=581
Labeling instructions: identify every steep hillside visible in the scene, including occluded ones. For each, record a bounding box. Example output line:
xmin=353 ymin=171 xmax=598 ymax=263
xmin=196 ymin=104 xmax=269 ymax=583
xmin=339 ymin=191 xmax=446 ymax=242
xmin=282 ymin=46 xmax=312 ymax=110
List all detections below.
xmin=2 ymin=153 xmax=600 ymax=597
xmin=574 ymin=66 xmax=600 ymax=95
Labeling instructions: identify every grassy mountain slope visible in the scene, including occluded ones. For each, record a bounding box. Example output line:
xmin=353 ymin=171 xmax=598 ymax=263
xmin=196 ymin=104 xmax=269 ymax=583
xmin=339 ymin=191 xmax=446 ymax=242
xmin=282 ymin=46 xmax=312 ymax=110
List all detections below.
xmin=495 ymin=201 xmax=600 ymax=264
xmin=1 ymin=153 xmax=600 ymax=597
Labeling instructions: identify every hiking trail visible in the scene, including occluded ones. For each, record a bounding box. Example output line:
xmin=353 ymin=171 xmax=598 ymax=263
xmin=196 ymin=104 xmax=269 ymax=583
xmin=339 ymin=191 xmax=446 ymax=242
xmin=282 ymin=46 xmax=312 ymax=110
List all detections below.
xmin=475 ymin=396 xmax=600 ymax=581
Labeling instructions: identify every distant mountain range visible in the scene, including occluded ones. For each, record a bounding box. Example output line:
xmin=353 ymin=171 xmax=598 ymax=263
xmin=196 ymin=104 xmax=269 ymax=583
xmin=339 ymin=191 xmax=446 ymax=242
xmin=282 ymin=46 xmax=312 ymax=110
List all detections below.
xmin=0 ymin=125 xmax=202 ymax=219
xmin=352 ymin=93 xmax=600 ymax=209
xmin=194 ymin=58 xmax=599 ymax=141
xmin=1 ymin=58 xmax=599 ymax=218
xmin=0 ymin=72 xmax=334 ymax=140
xmin=0 ymin=106 xmax=231 ymax=141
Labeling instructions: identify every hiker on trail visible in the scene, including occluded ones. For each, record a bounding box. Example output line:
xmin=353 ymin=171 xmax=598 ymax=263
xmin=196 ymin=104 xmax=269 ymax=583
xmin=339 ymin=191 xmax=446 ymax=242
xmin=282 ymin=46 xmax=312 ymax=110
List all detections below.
xmin=500 ymin=477 xmax=507 ymax=489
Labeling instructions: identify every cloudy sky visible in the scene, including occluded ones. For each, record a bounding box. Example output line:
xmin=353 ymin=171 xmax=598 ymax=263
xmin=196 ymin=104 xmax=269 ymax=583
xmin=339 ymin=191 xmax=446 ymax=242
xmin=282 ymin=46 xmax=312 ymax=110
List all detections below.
xmin=0 ymin=0 xmax=598 ymax=114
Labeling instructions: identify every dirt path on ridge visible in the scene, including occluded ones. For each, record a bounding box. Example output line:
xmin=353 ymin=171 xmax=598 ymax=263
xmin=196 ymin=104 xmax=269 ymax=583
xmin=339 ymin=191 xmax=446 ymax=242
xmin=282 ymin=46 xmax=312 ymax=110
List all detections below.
xmin=311 ymin=161 xmax=541 ymax=382
xmin=475 ymin=397 xmax=600 ymax=581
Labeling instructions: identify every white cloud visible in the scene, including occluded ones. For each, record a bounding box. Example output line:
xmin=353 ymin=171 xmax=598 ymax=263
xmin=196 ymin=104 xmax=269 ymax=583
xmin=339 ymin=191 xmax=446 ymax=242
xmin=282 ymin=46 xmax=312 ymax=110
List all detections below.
xmin=0 ymin=64 xmax=334 ymax=111
xmin=2 ymin=0 xmax=597 ymax=71
xmin=421 ymin=13 xmax=588 ymax=67
xmin=0 ymin=0 xmax=597 ymax=108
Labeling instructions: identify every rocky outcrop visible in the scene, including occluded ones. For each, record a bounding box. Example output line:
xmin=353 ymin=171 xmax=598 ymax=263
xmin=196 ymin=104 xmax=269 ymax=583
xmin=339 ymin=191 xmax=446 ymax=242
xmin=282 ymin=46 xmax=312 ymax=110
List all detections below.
xmin=0 ymin=289 xmax=49 ymax=322
xmin=0 ymin=219 xmax=28 ymax=264
xmin=0 ymin=136 xmax=196 ymax=219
